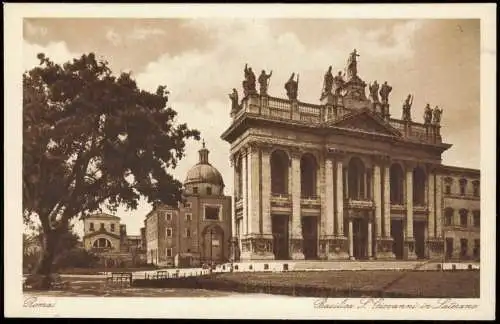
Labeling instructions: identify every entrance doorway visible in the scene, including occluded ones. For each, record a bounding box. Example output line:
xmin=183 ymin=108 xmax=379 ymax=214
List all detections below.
xmin=391 ymin=219 xmax=404 ymax=259
xmin=413 ymin=221 xmax=426 ymax=259
xmin=352 ymin=218 xmax=368 ymax=259
xmin=301 ymin=216 xmax=318 ymax=260
xmin=272 ymin=214 xmax=289 ymax=260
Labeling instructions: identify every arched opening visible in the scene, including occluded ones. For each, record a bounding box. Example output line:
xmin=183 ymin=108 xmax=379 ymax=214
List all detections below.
xmin=271 ymin=150 xmax=289 ymax=195
xmin=413 ymin=167 xmax=426 ymax=206
xmin=93 ymin=238 xmax=112 ymax=249
xmin=202 ymin=225 xmax=225 ymax=264
xmin=390 ymin=164 xmax=405 ymax=204
xmin=300 ymin=153 xmax=317 ymax=198
xmin=348 ymin=157 xmax=366 ymax=200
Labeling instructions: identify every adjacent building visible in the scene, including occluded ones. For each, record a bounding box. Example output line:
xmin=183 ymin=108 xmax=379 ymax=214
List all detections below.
xmin=144 ymin=142 xmax=232 ymax=267
xmin=441 ymin=166 xmax=480 ymax=261
xmin=221 ymin=50 xmax=480 ymax=262
xmin=82 ymin=213 xmax=147 ymax=267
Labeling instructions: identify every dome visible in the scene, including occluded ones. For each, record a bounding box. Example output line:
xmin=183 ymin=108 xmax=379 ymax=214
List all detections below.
xmin=184 ymin=141 xmax=224 ymax=187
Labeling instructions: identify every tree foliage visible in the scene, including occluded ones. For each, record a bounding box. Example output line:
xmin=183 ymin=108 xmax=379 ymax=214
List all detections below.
xmin=23 ymin=53 xmax=199 ymax=287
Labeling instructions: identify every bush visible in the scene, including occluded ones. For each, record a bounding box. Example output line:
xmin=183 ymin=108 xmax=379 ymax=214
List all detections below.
xmin=55 ymin=248 xmax=100 ymax=269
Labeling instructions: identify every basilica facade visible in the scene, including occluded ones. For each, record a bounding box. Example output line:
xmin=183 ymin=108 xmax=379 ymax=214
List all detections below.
xmin=221 ymin=50 xmax=480 ymax=262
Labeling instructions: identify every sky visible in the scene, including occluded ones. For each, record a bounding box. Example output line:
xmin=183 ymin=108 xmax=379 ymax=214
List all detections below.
xmin=22 ymin=18 xmax=480 ymax=237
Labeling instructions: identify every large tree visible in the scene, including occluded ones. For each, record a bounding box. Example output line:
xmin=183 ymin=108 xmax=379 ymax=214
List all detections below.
xmin=23 ymin=53 xmax=199 ymax=288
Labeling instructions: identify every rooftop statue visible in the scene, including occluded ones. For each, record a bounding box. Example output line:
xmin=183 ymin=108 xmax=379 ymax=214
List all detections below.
xmin=258 ymin=69 xmax=273 ymax=96
xmin=402 ymin=94 xmax=413 ymax=121
xmin=424 ymin=103 xmax=433 ymax=124
xmin=333 ymin=71 xmax=345 ymax=96
xmin=322 ymin=66 xmax=334 ymax=98
xmin=433 ymin=105 xmax=443 ymax=125
xmin=379 ymin=81 xmax=393 ymax=104
xmin=285 ymin=73 xmax=299 ymax=100
xmin=369 ymin=80 xmax=380 ymax=103
xmin=229 ymin=88 xmax=240 ymax=114
xmin=346 ymin=48 xmax=360 ymax=79
xmin=242 ymin=63 xmax=256 ymax=97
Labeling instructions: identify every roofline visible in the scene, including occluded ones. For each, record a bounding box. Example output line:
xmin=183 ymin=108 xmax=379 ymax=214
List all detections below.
xmin=439 ymin=164 xmax=480 ymax=176
xmin=222 ymin=114 xmax=452 ymax=152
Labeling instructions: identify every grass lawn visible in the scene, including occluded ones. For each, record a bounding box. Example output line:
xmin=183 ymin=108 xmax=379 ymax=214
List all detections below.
xmin=207 ymin=271 xmax=480 ymax=298
xmin=24 ymin=270 xmax=480 ymax=298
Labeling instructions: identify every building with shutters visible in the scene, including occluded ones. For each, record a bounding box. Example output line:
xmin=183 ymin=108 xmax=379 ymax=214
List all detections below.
xmin=144 ymin=141 xmax=232 ymax=267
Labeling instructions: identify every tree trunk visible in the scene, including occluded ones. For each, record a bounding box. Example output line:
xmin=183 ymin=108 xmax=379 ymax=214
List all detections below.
xmin=31 ymin=228 xmax=59 ymax=290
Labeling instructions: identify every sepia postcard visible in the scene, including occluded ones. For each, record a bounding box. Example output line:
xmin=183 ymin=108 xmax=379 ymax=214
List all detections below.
xmin=4 ymin=3 xmax=496 ymax=320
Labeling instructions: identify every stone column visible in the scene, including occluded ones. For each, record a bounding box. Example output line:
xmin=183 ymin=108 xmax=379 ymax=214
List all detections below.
xmin=367 ymin=217 xmax=373 ymax=260
xmin=435 ymin=174 xmax=443 ymax=238
xmin=383 ymin=164 xmax=391 ymax=238
xmin=427 ymin=170 xmax=435 ymax=238
xmin=380 ymin=160 xmax=395 ymax=259
xmin=261 ymin=148 xmax=272 ymax=235
xmin=373 ymin=164 xmax=382 ymax=237
xmin=325 ymin=157 xmax=335 ymax=236
xmin=246 ymin=145 xmax=260 ymax=236
xmin=404 ymin=163 xmax=417 ymax=260
xmin=290 ymin=150 xmax=304 ymax=259
xmin=348 ymin=217 xmax=354 ymax=260
xmin=336 ymin=160 xmax=345 ymax=236
xmin=241 ymin=149 xmax=248 ymax=237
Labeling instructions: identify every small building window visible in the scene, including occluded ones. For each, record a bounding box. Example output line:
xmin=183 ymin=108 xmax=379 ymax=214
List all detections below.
xmin=472 ymin=180 xmax=480 ymax=197
xmin=166 ymin=228 xmax=172 ymax=237
xmin=185 ymin=228 xmax=191 ymax=237
xmin=89 ymin=222 xmax=95 ymax=231
xmin=459 ymin=178 xmax=467 ymax=196
xmin=444 ymin=208 xmax=454 ymax=226
xmin=205 ymin=205 xmax=221 ymax=220
xmin=206 ymin=187 xmax=212 ymax=195
xmin=185 ymin=213 xmax=192 ymax=222
xmin=459 ymin=209 xmax=468 ymax=227
xmin=193 ymin=187 xmax=198 ymax=194
xmin=184 ymin=202 xmax=192 ymax=209
xmin=473 ymin=211 xmax=480 ymax=227
xmin=100 ymin=223 xmax=105 ymax=231
xmin=110 ymin=224 xmax=115 ymax=232
xmin=444 ymin=177 xmax=453 ymax=195
xmin=166 ymin=248 xmax=172 ymax=257
xmin=166 ymin=213 xmax=172 ymax=221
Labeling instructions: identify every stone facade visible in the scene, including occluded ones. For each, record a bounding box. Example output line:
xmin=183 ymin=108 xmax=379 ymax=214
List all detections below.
xmin=222 ymin=51 xmax=480 ymax=262
xmin=144 ymin=143 xmax=232 ymax=267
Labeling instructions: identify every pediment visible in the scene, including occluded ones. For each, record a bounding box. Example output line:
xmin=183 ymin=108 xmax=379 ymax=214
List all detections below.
xmin=331 ymin=109 xmax=401 ymax=137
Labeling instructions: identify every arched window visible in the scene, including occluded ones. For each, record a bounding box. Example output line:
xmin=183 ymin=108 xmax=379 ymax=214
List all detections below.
xmin=271 ymin=150 xmax=289 ymax=195
xmin=93 ymin=238 xmax=112 ymax=249
xmin=444 ymin=208 xmax=454 ymax=226
xmin=300 ymin=153 xmax=317 ymax=198
xmin=413 ymin=167 xmax=426 ymax=206
xmin=348 ymin=157 xmax=365 ymax=200
xmin=390 ymin=164 xmax=405 ymax=204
